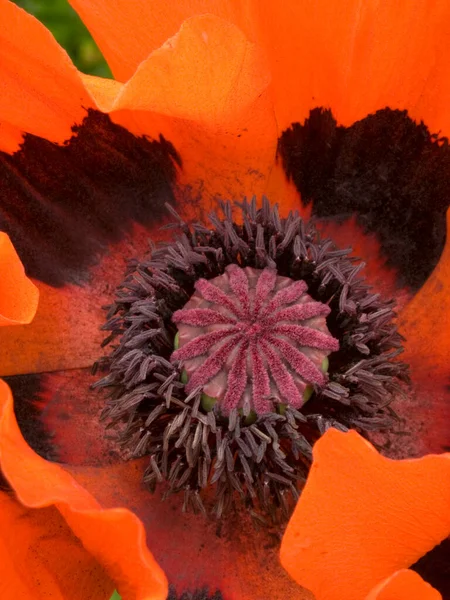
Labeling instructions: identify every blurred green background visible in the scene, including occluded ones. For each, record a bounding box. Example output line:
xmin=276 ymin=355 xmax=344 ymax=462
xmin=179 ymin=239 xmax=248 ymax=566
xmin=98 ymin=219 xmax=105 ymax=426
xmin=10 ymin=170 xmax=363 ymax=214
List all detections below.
xmin=13 ymin=0 xmax=112 ymax=77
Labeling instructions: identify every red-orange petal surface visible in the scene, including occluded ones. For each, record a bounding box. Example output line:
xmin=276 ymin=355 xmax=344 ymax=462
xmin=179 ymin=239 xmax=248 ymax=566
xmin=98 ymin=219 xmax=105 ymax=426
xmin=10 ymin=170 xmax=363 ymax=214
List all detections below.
xmin=111 ymin=15 xmax=277 ymax=211
xmin=365 ymin=569 xmax=442 ymax=600
xmin=80 ymin=73 xmax=124 ymax=112
xmin=397 ymin=210 xmax=450 ymax=454
xmin=2 ymin=372 xmax=311 ymax=600
xmin=280 ymin=429 xmax=450 ymax=600
xmin=0 ymin=233 xmax=38 ymax=326
xmin=0 ymin=0 xmax=94 ymax=153
xmin=0 ymin=493 xmax=114 ymax=600
xmin=68 ymin=0 xmax=252 ymax=83
xmin=0 ymin=280 xmax=105 ymax=376
xmin=68 ymin=460 xmax=312 ymax=600
xmin=398 ymin=209 xmax=450 ymax=374
xmin=0 ymin=379 xmax=168 ymax=600
xmin=0 ymin=227 xmax=155 ymax=376
xmin=252 ymin=1 xmax=450 ymax=135
xmin=68 ymin=2 xmax=450 ymax=138
xmin=0 ymin=15 xmax=276 ymax=376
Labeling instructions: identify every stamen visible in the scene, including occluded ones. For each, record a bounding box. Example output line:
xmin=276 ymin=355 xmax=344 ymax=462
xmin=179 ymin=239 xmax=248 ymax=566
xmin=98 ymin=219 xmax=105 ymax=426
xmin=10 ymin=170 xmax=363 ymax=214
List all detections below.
xmin=95 ymin=199 xmax=410 ymax=525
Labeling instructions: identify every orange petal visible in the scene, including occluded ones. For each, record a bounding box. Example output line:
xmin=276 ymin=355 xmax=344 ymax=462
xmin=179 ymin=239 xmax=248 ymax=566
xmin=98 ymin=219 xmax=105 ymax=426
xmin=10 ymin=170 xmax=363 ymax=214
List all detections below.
xmin=264 ymin=160 xmax=307 ymax=218
xmin=3 ymin=369 xmax=310 ymax=600
xmin=253 ymin=1 xmax=450 ymax=135
xmin=0 ymin=0 xmax=95 ymax=153
xmin=0 ymin=226 xmax=154 ymax=376
xmin=80 ymin=73 xmax=124 ymax=112
xmin=68 ymin=0 xmax=252 ymax=82
xmin=16 ymin=365 xmax=308 ymax=600
xmin=280 ymin=429 xmax=450 ymax=600
xmin=0 ymin=279 xmax=104 ymax=375
xmin=52 ymin=2 xmax=450 ymax=140
xmin=0 ymin=120 xmax=24 ymax=153
xmin=0 ymin=379 xmax=168 ymax=600
xmin=111 ymin=15 xmax=277 ymax=211
xmin=396 ymin=210 xmax=450 ymax=454
xmin=0 ymin=233 xmax=38 ymax=326
xmin=69 ymin=460 xmax=312 ymax=600
xmin=366 ymin=569 xmax=442 ymax=600
xmin=70 ymin=1 xmax=450 ymax=136
xmin=398 ymin=208 xmax=450 ymax=374
xmin=0 ymin=492 xmax=113 ymax=600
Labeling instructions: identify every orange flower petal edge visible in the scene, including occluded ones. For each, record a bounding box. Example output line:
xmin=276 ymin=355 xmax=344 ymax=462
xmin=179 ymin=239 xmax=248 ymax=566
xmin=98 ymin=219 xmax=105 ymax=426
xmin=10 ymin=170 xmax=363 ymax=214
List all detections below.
xmin=399 ymin=208 xmax=450 ymax=372
xmin=0 ymin=15 xmax=276 ymax=377
xmin=252 ymin=1 xmax=450 ymax=135
xmin=68 ymin=0 xmax=252 ymax=83
xmin=280 ymin=429 xmax=450 ymax=600
xmin=0 ymin=492 xmax=114 ymax=600
xmin=365 ymin=569 xmax=442 ymax=600
xmin=67 ymin=456 xmax=311 ymax=600
xmin=80 ymin=73 xmax=124 ymax=112
xmin=0 ymin=229 xmax=153 ymax=376
xmin=110 ymin=14 xmax=277 ymax=209
xmin=71 ymin=1 xmax=450 ymax=136
xmin=397 ymin=209 xmax=450 ymax=454
xmin=0 ymin=379 xmax=168 ymax=600
xmin=0 ymin=279 xmax=107 ymax=376
xmin=0 ymin=232 xmax=38 ymax=326
xmin=0 ymin=0 xmax=95 ymax=153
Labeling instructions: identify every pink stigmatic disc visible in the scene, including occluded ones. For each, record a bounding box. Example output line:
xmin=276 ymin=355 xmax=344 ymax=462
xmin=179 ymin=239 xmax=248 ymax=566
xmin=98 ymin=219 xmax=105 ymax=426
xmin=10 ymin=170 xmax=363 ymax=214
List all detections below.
xmin=171 ymin=265 xmax=339 ymax=415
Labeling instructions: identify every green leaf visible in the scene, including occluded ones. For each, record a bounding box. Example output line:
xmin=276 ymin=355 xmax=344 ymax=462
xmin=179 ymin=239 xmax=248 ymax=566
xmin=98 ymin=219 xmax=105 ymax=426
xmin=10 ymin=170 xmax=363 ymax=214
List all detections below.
xmin=11 ymin=0 xmax=112 ymax=77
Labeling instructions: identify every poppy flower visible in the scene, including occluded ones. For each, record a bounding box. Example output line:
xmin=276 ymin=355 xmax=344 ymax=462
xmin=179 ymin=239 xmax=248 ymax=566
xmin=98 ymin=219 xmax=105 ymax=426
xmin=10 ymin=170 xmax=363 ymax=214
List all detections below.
xmin=0 ymin=1 xmax=450 ymax=599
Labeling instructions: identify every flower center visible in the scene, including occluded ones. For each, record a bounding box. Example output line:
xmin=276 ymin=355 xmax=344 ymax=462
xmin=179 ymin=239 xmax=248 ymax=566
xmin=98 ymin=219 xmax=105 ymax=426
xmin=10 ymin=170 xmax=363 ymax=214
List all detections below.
xmin=95 ymin=198 xmax=409 ymax=524
xmin=172 ymin=265 xmax=338 ymax=415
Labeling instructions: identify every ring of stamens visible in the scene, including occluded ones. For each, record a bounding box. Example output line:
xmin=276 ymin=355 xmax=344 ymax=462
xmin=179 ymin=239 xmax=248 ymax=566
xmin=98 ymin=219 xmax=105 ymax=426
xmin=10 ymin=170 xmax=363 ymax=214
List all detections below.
xmin=95 ymin=198 xmax=410 ymax=525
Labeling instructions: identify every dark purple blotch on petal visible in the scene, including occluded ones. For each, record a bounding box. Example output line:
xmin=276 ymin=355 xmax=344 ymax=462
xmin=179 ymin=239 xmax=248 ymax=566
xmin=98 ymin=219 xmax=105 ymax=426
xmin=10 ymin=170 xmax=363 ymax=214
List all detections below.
xmin=0 ymin=110 xmax=181 ymax=287
xmin=168 ymin=587 xmax=223 ymax=600
xmin=3 ymin=373 xmax=55 ymax=460
xmin=278 ymin=107 xmax=450 ymax=290
xmin=0 ymin=470 xmax=11 ymax=492
xmin=412 ymin=538 xmax=450 ymax=600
